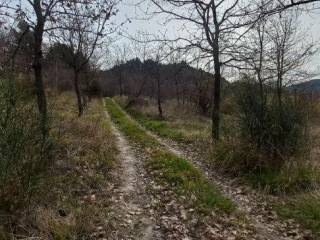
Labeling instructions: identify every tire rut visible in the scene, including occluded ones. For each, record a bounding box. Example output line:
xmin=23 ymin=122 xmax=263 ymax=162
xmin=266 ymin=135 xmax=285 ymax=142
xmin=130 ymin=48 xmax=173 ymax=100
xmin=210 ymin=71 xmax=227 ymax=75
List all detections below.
xmin=105 ymin=111 xmax=162 ymax=240
xmin=147 ymin=131 xmax=315 ymax=240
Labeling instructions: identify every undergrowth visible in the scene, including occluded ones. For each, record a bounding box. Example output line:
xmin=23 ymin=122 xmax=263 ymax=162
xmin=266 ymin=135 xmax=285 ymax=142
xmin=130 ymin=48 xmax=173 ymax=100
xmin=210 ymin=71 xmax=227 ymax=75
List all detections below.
xmin=0 ymin=93 xmax=118 ymax=239
xmin=213 ymin=139 xmax=320 ymax=194
xmin=276 ymin=192 xmax=320 ymax=236
xmin=0 ymin=80 xmax=53 ymax=213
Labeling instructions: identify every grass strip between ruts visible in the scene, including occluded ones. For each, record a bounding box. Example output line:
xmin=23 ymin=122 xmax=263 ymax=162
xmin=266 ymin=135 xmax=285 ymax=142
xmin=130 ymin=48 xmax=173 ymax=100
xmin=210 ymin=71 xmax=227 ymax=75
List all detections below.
xmin=105 ymin=98 xmax=235 ymax=214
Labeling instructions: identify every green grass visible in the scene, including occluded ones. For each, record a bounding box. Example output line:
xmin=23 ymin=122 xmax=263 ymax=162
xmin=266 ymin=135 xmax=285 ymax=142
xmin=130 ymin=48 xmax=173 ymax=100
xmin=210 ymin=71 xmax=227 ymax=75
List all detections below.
xmin=114 ymin=96 xmax=214 ymax=143
xmin=247 ymin=166 xmax=319 ymax=194
xmin=150 ymin=150 xmax=235 ymax=212
xmin=105 ymin=98 xmax=235 ymax=213
xmin=127 ymin=108 xmax=187 ymax=142
xmin=276 ymin=192 xmax=320 ymax=236
xmin=105 ymin=99 xmax=158 ymax=148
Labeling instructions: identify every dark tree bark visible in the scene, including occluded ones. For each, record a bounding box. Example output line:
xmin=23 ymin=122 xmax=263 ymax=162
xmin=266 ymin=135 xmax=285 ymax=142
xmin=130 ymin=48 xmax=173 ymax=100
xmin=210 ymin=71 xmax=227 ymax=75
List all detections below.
xmin=73 ymin=70 xmax=83 ymax=117
xmin=211 ymin=8 xmax=222 ymax=141
xmin=212 ymin=62 xmax=221 ymax=140
xmin=150 ymin=0 xmax=235 ymax=140
xmin=33 ymin=1 xmax=48 ymax=137
xmin=174 ymin=76 xmax=180 ymax=104
xmin=119 ymin=71 xmax=123 ymax=96
xmin=156 ymin=74 xmax=163 ymax=119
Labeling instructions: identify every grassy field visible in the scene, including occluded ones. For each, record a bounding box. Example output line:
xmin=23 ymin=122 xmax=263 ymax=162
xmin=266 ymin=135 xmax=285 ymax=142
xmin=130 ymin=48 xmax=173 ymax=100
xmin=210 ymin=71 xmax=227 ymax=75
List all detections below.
xmin=105 ymin=98 xmax=236 ymax=214
xmin=0 ymin=93 xmax=118 ymax=239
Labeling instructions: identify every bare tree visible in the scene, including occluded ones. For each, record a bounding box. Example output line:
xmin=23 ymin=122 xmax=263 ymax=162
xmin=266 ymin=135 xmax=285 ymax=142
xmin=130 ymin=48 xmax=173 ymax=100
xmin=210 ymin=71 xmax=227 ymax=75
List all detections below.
xmin=155 ymin=55 xmax=163 ymax=118
xmin=53 ymin=0 xmax=117 ymax=116
xmin=1 ymin=0 xmax=65 ymax=136
xmin=147 ymin=0 xmax=320 ymax=140
xmin=235 ymin=10 xmax=316 ymax=121
xmin=266 ymin=13 xmax=315 ymax=108
xmin=112 ymin=43 xmax=131 ymax=96
xmin=234 ymin=17 xmax=271 ymax=109
xmin=167 ymin=52 xmax=186 ymax=104
xmin=125 ymin=34 xmax=155 ymax=108
xmin=1 ymin=0 xmax=120 ymax=125
xmin=149 ymin=43 xmax=171 ymax=119
xmin=257 ymin=0 xmax=320 ymax=15
xmin=147 ymin=0 xmax=255 ymax=140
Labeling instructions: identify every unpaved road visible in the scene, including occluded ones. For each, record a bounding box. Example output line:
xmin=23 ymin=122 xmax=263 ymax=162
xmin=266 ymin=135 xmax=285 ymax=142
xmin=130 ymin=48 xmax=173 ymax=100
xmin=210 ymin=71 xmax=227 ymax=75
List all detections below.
xmin=149 ymin=133 xmax=315 ymax=240
xmin=106 ymin=111 xmax=195 ymax=240
xmin=105 ymin=108 xmax=254 ymax=239
xmin=105 ymin=106 xmax=315 ymax=240
xmin=105 ymin=111 xmax=161 ymax=239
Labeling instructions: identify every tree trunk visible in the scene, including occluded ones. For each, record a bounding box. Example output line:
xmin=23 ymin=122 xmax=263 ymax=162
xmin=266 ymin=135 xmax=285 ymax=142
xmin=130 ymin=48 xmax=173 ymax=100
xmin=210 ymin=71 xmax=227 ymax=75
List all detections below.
xmin=276 ymin=50 xmax=283 ymax=112
xmin=212 ymin=47 xmax=221 ymax=141
xmin=125 ymin=77 xmax=147 ymax=109
xmin=119 ymin=71 xmax=123 ymax=96
xmin=82 ymin=94 xmax=88 ymax=108
xmin=74 ymin=70 xmax=83 ymax=117
xmin=174 ymin=76 xmax=180 ymax=104
xmin=209 ymin=9 xmax=222 ymax=141
xmin=277 ymin=78 xmax=282 ymax=109
xmin=33 ymin=18 xmax=48 ymax=138
xmin=156 ymin=75 xmax=163 ymax=119
xmin=83 ymin=72 xmax=89 ymax=108
xmin=182 ymin=88 xmax=185 ymax=105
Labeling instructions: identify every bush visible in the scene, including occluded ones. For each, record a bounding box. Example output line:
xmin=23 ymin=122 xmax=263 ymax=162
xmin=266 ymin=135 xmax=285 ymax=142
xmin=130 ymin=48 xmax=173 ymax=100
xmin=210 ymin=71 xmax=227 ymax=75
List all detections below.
xmin=212 ymin=77 xmax=316 ymax=193
xmin=0 ymin=80 xmax=52 ymax=212
xmin=235 ymin=79 xmax=309 ymax=168
xmin=213 ymin=139 xmax=261 ymax=173
xmin=213 ymin=139 xmax=319 ymax=193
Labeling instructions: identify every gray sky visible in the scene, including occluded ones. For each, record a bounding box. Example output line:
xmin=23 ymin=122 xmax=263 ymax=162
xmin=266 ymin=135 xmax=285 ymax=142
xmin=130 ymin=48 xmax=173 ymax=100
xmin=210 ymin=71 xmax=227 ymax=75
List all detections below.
xmin=11 ymin=1 xmax=319 ymax=78
xmin=113 ymin=1 xmax=320 ymax=78
xmin=299 ymin=9 xmax=320 ymax=76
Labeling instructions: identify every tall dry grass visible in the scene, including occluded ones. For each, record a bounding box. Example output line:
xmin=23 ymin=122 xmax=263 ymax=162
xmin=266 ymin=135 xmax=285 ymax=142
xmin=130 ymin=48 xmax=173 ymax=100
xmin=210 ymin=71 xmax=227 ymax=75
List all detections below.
xmin=0 ymin=92 xmax=118 ymax=239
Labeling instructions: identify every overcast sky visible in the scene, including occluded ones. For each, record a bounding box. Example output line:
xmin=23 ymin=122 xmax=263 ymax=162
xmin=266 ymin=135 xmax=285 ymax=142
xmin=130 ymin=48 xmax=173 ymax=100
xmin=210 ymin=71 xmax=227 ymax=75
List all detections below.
xmin=112 ymin=1 xmax=320 ymax=78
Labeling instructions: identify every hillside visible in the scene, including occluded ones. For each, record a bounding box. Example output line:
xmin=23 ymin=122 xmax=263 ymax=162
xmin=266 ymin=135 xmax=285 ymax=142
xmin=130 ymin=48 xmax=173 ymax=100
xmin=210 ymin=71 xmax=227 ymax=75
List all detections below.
xmin=99 ymin=58 xmax=228 ymax=98
xmin=289 ymin=79 xmax=320 ymax=93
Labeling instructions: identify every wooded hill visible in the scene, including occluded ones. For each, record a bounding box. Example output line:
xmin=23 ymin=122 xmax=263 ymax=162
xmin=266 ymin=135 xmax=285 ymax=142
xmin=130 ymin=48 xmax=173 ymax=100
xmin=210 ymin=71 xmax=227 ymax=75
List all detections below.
xmin=99 ymin=58 xmax=228 ymax=114
xmin=289 ymin=79 xmax=320 ymax=94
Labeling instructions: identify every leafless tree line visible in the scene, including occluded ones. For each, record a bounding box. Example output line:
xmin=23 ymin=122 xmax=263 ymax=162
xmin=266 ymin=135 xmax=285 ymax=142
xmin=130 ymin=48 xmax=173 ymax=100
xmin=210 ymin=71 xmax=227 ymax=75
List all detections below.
xmin=139 ymin=0 xmax=320 ymax=140
xmin=0 ymin=0 xmax=119 ymax=137
xmin=0 ymin=0 xmax=319 ymax=141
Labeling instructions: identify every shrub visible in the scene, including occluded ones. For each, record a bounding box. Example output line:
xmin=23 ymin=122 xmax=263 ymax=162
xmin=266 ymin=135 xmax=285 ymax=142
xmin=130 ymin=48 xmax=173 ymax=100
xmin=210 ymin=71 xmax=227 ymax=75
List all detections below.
xmin=213 ymin=139 xmax=319 ymax=193
xmin=213 ymin=139 xmax=262 ymax=173
xmin=213 ymin=77 xmax=316 ymax=193
xmin=235 ymin=79 xmax=309 ymax=168
xmin=0 ymin=80 xmax=52 ymax=212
